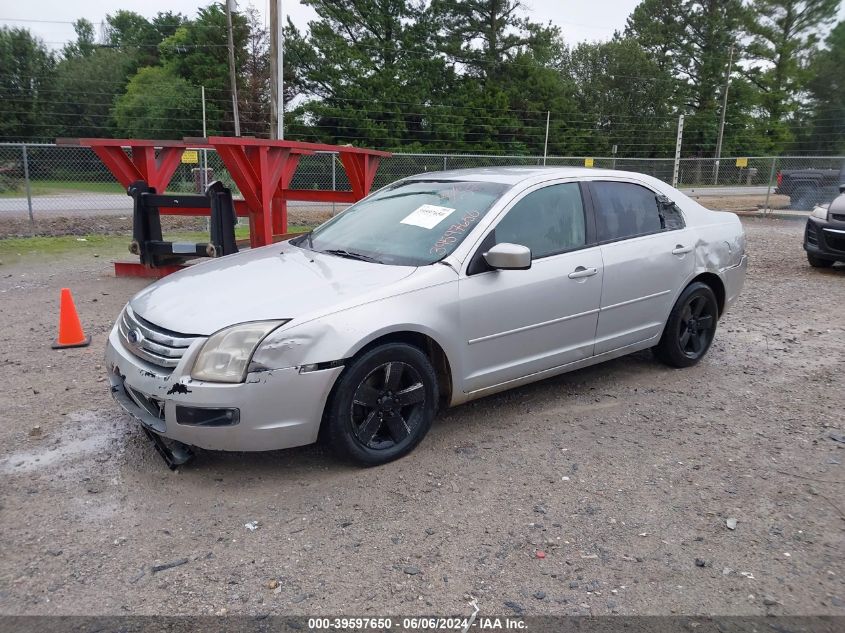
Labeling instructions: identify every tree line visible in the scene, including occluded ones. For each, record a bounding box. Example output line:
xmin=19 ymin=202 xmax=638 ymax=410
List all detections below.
xmin=0 ymin=0 xmax=842 ymax=157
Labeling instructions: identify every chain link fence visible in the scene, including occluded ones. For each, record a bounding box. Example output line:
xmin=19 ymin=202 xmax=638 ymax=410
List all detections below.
xmin=1 ymin=143 xmax=842 ymax=227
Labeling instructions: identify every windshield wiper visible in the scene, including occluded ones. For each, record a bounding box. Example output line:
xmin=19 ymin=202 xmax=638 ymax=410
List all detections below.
xmin=379 ymin=190 xmax=440 ymax=201
xmin=320 ymin=248 xmax=381 ymax=263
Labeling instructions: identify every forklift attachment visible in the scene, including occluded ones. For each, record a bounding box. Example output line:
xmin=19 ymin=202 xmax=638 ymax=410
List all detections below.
xmin=127 ymin=180 xmax=238 ymax=268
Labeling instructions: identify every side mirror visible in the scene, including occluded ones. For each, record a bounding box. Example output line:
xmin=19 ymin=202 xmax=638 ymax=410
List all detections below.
xmin=483 ymin=243 xmax=532 ymax=270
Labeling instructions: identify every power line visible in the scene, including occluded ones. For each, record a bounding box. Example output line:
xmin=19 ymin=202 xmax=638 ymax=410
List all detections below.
xmin=0 ymin=9 xmax=614 ymax=33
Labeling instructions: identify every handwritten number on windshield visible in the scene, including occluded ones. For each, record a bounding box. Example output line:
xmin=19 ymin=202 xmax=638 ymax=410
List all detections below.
xmin=430 ymin=210 xmax=481 ymax=256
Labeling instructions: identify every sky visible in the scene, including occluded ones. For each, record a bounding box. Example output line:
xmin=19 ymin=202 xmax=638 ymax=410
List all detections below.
xmin=0 ymin=0 xmax=644 ymax=49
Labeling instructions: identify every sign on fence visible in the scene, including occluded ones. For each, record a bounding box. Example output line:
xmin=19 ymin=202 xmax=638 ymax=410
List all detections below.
xmin=735 ymin=157 xmax=748 ymax=168
xmin=181 ymin=150 xmax=199 ymax=164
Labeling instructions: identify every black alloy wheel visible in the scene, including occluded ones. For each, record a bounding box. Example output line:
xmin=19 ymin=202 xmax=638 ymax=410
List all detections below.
xmin=677 ymin=294 xmax=716 ymax=359
xmin=654 ymin=282 xmax=719 ymax=368
xmin=351 ymin=361 xmax=426 ymax=450
xmin=324 ymin=343 xmax=438 ymax=466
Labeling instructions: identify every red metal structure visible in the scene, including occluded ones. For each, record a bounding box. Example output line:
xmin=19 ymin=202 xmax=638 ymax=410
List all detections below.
xmin=65 ymin=138 xmax=192 ymax=194
xmin=185 ymin=136 xmax=389 ymax=248
xmin=58 ymin=137 xmax=391 ymax=272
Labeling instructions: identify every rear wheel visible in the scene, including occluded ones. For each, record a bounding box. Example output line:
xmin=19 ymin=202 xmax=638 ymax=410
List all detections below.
xmin=654 ymin=282 xmax=719 ymax=368
xmin=324 ymin=343 xmax=438 ymax=466
xmin=807 ymin=253 xmax=834 ymax=268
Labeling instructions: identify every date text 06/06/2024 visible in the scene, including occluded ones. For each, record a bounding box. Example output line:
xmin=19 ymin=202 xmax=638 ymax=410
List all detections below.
xmin=306 ymin=617 xmax=527 ymax=630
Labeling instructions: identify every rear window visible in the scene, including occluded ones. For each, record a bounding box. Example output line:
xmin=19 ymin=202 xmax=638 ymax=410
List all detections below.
xmin=592 ymin=181 xmax=662 ymax=242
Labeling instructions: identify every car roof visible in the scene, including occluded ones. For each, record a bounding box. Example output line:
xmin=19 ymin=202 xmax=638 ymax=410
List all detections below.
xmin=402 ymin=165 xmax=666 ymax=187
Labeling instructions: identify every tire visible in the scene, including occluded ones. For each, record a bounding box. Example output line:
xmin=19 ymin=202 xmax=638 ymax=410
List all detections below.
xmin=324 ymin=343 xmax=438 ymax=466
xmin=653 ymin=282 xmax=719 ymax=368
xmin=807 ymin=253 xmax=834 ymax=268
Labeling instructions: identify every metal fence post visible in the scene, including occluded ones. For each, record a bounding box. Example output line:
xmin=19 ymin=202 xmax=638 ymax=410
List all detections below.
xmin=443 ymin=155 xmax=447 ymax=171
xmin=21 ymin=143 xmax=34 ymax=224
xmin=672 ymin=114 xmax=684 ymax=188
xmin=763 ymin=156 xmax=777 ymax=215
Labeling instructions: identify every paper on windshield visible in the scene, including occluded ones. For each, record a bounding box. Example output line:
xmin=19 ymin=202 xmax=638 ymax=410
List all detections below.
xmin=400 ymin=204 xmax=456 ymax=229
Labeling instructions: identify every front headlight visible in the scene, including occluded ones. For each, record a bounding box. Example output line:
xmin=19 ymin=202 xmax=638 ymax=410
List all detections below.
xmin=192 ymin=320 xmax=288 ymax=383
xmin=811 ymin=205 xmax=829 ymax=221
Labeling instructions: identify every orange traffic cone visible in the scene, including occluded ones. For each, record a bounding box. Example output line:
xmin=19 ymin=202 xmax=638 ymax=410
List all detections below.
xmin=52 ymin=288 xmax=91 ymax=349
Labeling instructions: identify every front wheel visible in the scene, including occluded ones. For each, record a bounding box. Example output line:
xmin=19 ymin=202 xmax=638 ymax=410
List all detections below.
xmin=324 ymin=343 xmax=438 ymax=466
xmin=653 ymin=282 xmax=719 ymax=368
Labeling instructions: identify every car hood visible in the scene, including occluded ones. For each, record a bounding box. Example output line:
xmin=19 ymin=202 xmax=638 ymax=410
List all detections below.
xmin=129 ymin=242 xmax=416 ymax=335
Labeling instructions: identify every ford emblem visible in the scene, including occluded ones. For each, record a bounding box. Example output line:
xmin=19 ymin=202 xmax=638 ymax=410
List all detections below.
xmin=127 ymin=328 xmax=144 ymax=347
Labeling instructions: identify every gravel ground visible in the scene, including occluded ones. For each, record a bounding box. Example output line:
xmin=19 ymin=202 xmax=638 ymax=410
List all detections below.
xmin=0 ymin=217 xmax=843 ymax=617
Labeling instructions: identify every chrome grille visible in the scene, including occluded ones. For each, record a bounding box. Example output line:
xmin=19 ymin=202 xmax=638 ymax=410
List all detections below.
xmin=118 ymin=305 xmax=200 ymax=369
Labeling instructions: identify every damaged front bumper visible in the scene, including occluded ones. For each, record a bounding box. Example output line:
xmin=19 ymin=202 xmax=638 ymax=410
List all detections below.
xmin=105 ymin=325 xmax=343 ymax=452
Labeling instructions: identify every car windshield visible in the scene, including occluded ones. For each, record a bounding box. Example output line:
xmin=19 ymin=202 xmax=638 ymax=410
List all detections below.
xmin=296 ymin=180 xmax=510 ymax=266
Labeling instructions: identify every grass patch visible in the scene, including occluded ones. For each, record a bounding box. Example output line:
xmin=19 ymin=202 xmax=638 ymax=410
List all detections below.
xmin=0 ymin=234 xmax=128 ymax=265
xmin=0 ymin=180 xmax=127 ymax=198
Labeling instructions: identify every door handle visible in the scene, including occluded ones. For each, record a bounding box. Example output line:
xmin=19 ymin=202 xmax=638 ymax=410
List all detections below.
xmin=568 ymin=266 xmax=598 ymax=279
xmin=672 ymin=245 xmax=693 ymax=255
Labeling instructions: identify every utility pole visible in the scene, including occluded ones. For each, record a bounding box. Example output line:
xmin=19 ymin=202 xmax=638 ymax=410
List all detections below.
xmin=713 ymin=44 xmax=734 ymax=185
xmin=225 ymin=0 xmax=241 ymax=136
xmin=270 ymin=0 xmax=284 ymax=139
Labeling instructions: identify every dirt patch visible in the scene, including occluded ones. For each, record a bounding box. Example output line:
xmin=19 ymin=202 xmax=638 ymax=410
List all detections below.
xmin=0 ymin=215 xmax=207 ymax=239
xmin=0 ymin=205 xmax=342 ymax=239
xmin=687 ymin=194 xmax=790 ymax=212
xmin=0 ymin=218 xmax=843 ymax=617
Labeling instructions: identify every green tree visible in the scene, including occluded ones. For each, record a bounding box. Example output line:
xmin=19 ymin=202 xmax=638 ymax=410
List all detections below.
xmin=51 ymin=48 xmax=135 ymax=138
xmin=0 ymin=27 xmax=54 ymax=140
xmin=423 ymin=1 xmax=576 ymax=154
xmin=563 ymin=38 xmax=678 ymax=157
xmin=286 ymin=0 xmax=449 ymax=148
xmin=104 ymin=10 xmax=185 ymax=70
xmin=715 ymin=76 xmax=773 ymax=156
xmin=159 ymin=3 xmax=249 ymax=134
xmin=626 ymin=0 xmax=744 ymax=156
xmin=800 ymin=20 xmax=845 ymax=153
xmin=112 ymin=66 xmax=216 ymax=139
xmin=622 ymin=0 xmax=684 ymax=73
xmin=743 ymin=0 xmax=840 ymax=152
xmin=62 ymin=19 xmax=97 ymax=59
xmin=105 ymin=10 xmax=155 ymax=48
xmin=431 ymin=0 xmax=555 ymax=79
xmin=239 ymin=7 xmax=270 ymax=137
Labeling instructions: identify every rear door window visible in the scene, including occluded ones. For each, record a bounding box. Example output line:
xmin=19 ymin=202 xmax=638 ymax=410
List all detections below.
xmin=591 ymin=181 xmax=663 ymax=242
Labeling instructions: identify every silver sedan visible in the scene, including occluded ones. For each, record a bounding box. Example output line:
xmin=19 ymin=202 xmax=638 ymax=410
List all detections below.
xmin=105 ymin=167 xmax=747 ymax=466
